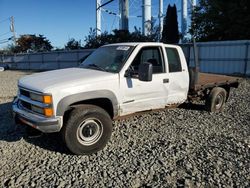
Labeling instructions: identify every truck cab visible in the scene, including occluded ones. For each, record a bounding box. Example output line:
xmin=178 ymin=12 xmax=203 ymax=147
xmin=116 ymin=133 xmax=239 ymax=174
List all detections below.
xmin=116 ymin=42 xmax=189 ymax=115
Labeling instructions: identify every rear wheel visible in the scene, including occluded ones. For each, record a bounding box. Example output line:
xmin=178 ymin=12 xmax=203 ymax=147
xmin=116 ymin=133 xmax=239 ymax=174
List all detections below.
xmin=62 ymin=105 xmax=112 ymax=155
xmin=205 ymin=87 xmax=227 ymax=112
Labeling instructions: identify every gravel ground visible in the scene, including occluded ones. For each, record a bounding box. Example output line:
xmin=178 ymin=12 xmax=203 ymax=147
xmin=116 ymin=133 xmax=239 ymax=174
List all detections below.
xmin=0 ymin=70 xmax=249 ymax=187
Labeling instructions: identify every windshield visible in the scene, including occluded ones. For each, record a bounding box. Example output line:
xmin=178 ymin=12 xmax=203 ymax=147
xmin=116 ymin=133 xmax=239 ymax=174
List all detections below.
xmin=79 ymin=45 xmax=134 ymax=73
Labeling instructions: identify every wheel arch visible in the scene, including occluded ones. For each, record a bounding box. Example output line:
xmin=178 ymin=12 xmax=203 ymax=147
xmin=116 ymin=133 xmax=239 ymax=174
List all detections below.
xmin=56 ymin=90 xmax=118 ymax=119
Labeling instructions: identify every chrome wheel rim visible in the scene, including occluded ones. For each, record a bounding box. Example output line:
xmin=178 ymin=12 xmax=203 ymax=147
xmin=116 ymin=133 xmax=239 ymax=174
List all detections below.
xmin=215 ymin=94 xmax=223 ymax=109
xmin=77 ymin=118 xmax=103 ymax=146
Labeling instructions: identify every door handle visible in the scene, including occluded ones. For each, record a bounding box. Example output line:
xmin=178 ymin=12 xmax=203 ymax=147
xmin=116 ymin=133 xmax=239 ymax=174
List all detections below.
xmin=163 ymin=78 xmax=169 ymax=83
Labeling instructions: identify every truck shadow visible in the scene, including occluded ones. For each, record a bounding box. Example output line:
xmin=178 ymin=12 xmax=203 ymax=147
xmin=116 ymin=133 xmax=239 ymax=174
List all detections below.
xmin=0 ymin=102 xmax=25 ymax=142
xmin=25 ymin=133 xmax=70 ymax=154
xmin=178 ymin=102 xmax=205 ymax=111
xmin=0 ymin=102 xmax=69 ymax=154
xmin=1 ymin=101 xmax=205 ymax=154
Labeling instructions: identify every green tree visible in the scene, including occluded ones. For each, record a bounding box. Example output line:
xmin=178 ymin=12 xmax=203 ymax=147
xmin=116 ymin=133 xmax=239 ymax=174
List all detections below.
xmin=161 ymin=4 xmax=179 ymax=44
xmin=13 ymin=34 xmax=53 ymax=53
xmin=190 ymin=0 xmax=250 ymax=41
xmin=84 ymin=28 xmax=157 ymax=49
xmin=65 ymin=38 xmax=82 ymax=50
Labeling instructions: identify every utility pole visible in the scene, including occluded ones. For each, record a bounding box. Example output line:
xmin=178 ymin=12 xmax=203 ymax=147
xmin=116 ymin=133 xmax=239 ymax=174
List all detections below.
xmin=119 ymin=0 xmax=129 ymax=30
xmin=158 ymin=0 xmax=163 ymax=41
xmin=10 ymin=16 xmax=17 ymax=45
xmin=96 ymin=0 xmax=102 ymax=36
xmin=181 ymin=0 xmax=188 ymax=42
xmin=142 ymin=0 xmax=151 ymax=36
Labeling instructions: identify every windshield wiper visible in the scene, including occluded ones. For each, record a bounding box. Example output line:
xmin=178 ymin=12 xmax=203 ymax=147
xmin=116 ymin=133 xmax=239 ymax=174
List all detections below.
xmin=86 ymin=64 xmax=106 ymax=72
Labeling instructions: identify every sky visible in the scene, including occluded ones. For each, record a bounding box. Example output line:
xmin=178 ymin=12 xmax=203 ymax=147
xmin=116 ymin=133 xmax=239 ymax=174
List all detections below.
xmin=0 ymin=0 xmax=189 ymax=49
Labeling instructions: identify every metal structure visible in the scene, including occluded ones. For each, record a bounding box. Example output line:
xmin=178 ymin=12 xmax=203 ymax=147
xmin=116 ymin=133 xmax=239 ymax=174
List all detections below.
xmin=158 ymin=0 xmax=163 ymax=40
xmin=10 ymin=16 xmax=17 ymax=45
xmin=192 ymin=0 xmax=197 ymax=7
xmin=1 ymin=49 xmax=94 ymax=70
xmin=181 ymin=0 xmax=188 ymax=42
xmin=142 ymin=0 xmax=151 ymax=36
xmin=96 ymin=0 xmax=102 ymax=36
xmin=1 ymin=41 xmax=249 ymax=76
xmin=119 ymin=0 xmax=129 ymax=30
xmin=181 ymin=40 xmax=250 ymax=76
xmin=0 ymin=16 xmax=16 ymax=45
xmin=95 ymin=0 xmax=198 ymax=38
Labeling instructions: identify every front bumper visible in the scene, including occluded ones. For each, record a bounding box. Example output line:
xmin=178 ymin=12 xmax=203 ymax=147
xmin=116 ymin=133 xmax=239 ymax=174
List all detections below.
xmin=12 ymin=98 xmax=63 ymax=133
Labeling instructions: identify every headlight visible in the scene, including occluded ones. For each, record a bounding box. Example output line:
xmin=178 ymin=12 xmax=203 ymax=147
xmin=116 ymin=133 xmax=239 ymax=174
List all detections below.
xmin=31 ymin=106 xmax=54 ymax=117
xmin=30 ymin=93 xmax=43 ymax=102
xmin=19 ymin=88 xmax=54 ymax=117
xmin=31 ymin=105 xmax=44 ymax=114
xmin=30 ymin=93 xmax=52 ymax=104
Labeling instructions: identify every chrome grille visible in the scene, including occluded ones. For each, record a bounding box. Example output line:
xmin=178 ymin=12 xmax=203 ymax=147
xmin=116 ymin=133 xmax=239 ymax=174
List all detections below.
xmin=18 ymin=87 xmax=51 ymax=116
xmin=19 ymin=100 xmax=32 ymax=110
xmin=20 ymin=89 xmax=30 ymax=98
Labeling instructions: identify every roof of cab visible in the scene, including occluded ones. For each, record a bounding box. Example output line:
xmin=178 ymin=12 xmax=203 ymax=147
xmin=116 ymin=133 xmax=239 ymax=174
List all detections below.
xmin=103 ymin=42 xmax=179 ymax=48
xmin=103 ymin=42 xmax=163 ymax=46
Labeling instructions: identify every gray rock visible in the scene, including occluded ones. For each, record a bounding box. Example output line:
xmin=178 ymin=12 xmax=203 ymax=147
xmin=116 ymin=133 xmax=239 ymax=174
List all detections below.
xmin=0 ymin=71 xmax=249 ymax=187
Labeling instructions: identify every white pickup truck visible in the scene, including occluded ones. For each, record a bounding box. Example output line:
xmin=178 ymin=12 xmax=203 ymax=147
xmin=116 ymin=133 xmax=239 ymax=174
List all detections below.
xmin=12 ymin=42 xmax=241 ymax=155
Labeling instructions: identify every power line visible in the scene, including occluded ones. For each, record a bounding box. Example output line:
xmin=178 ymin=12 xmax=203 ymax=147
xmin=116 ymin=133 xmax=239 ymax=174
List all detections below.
xmin=0 ymin=17 xmax=10 ymax=24
xmin=97 ymin=0 xmax=115 ymax=10
xmin=0 ymin=41 xmax=9 ymax=44
xmin=101 ymin=11 xmax=107 ymax=32
xmin=0 ymin=31 xmax=11 ymax=37
xmin=96 ymin=0 xmax=117 ymax=35
xmin=102 ymin=7 xmax=120 ymax=16
xmin=111 ymin=15 xmax=118 ymax=31
xmin=0 ymin=37 xmax=13 ymax=44
xmin=0 ymin=36 xmax=12 ymax=41
xmin=129 ymin=0 xmax=136 ymax=9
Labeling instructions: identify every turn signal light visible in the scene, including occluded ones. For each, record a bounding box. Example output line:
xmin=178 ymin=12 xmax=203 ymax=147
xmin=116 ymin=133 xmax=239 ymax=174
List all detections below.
xmin=43 ymin=95 xmax=52 ymax=104
xmin=44 ymin=108 xmax=53 ymax=117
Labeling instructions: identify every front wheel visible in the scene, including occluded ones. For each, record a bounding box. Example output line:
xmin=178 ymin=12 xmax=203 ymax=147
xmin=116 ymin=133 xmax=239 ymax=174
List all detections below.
xmin=205 ymin=87 xmax=227 ymax=112
xmin=62 ymin=105 xmax=112 ymax=155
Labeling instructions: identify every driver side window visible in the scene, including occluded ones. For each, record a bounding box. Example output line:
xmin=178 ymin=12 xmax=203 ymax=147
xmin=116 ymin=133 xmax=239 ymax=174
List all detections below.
xmin=129 ymin=47 xmax=164 ymax=75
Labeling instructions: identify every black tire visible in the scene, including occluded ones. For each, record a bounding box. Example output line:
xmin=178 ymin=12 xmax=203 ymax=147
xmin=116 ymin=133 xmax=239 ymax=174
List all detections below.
xmin=205 ymin=87 xmax=227 ymax=112
xmin=61 ymin=105 xmax=112 ymax=155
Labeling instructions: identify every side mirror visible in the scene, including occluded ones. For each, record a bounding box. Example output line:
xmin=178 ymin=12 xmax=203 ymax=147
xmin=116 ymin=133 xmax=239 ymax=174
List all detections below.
xmin=138 ymin=62 xmax=153 ymax=82
xmin=124 ymin=69 xmax=132 ymax=77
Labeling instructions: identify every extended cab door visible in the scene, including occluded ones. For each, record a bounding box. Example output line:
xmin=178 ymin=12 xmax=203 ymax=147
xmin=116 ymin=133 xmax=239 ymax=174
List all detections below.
xmin=119 ymin=45 xmax=169 ymax=116
xmin=163 ymin=45 xmax=189 ymax=104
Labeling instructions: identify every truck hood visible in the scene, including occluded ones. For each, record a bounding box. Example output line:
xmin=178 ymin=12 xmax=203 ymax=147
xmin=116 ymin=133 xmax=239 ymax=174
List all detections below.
xmin=18 ymin=68 xmax=118 ymax=92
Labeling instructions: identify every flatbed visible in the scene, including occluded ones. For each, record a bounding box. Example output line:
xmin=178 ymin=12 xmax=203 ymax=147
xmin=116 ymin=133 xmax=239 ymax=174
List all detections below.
xmin=192 ymin=73 xmax=242 ymax=91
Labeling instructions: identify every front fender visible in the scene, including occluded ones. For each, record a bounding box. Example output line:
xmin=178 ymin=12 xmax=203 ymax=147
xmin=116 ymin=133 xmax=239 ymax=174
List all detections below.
xmin=56 ymin=90 xmax=118 ymax=117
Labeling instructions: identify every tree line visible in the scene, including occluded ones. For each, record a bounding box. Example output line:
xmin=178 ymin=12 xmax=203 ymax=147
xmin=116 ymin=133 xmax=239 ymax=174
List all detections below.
xmin=1 ymin=0 xmax=249 ymax=54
